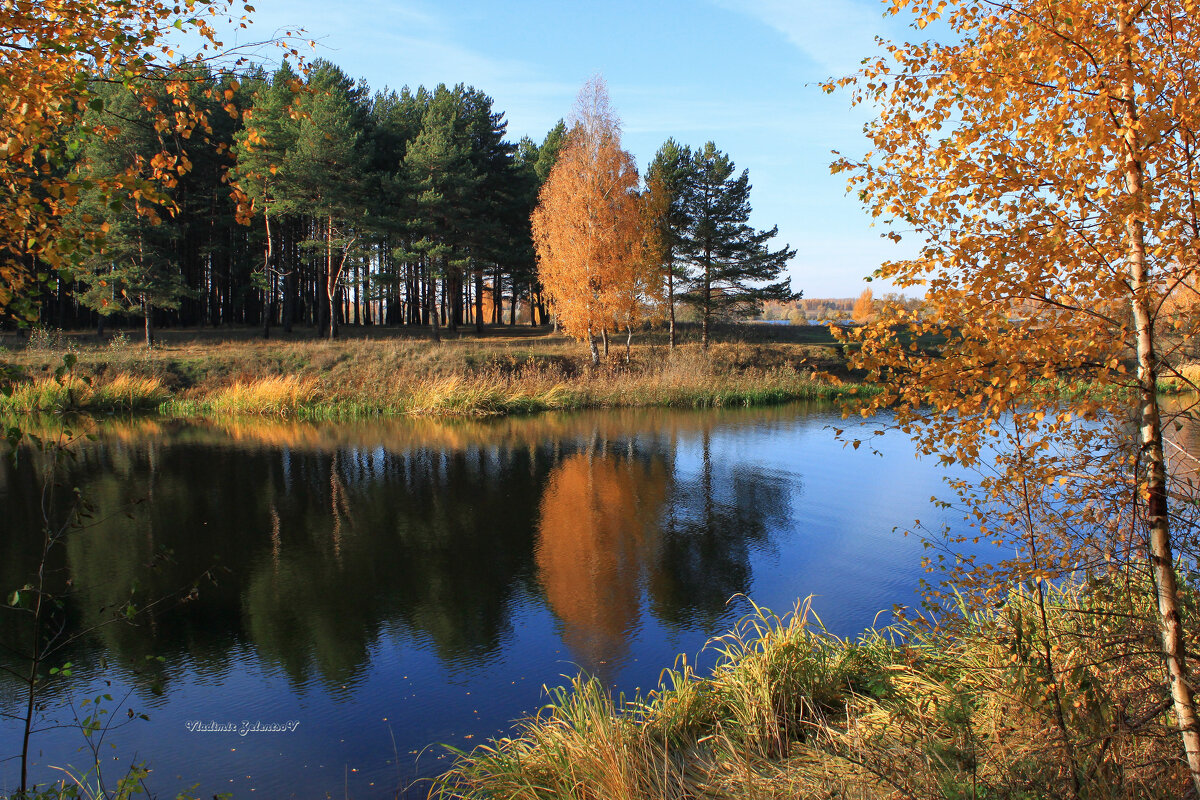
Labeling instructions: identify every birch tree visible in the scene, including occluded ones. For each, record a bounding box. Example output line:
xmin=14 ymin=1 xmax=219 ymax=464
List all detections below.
xmin=833 ymin=0 xmax=1200 ymax=790
xmin=531 ymin=77 xmax=644 ymax=365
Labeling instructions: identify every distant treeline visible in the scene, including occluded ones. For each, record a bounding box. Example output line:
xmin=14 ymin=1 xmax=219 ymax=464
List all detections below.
xmin=761 ymin=295 xmax=925 ymax=324
xmin=25 ymin=59 xmax=571 ymax=339
xmin=762 ymin=298 xmax=853 ymax=323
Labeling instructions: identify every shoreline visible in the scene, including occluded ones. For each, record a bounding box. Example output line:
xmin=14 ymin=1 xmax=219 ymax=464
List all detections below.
xmin=0 ymin=327 xmax=868 ymax=420
xmin=0 ymin=372 xmax=871 ymax=420
xmin=437 ymin=576 xmax=1188 ymax=799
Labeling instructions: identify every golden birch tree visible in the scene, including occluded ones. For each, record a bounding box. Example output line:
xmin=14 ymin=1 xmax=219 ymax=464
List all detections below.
xmin=531 ymin=77 xmax=645 ymax=365
xmin=833 ymin=0 xmax=1200 ymax=792
xmin=851 ymin=287 xmax=875 ymax=323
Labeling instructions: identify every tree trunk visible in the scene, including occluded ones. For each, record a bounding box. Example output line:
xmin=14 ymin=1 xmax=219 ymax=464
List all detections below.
xmin=668 ymin=259 xmax=676 ymax=348
xmin=474 ymin=265 xmax=484 ymax=335
xmin=1118 ymin=14 xmax=1200 ymax=793
xmin=601 ymin=328 xmax=609 ymax=359
xmin=353 ymin=258 xmax=360 ymax=326
xmin=364 ymin=250 xmax=373 ymax=326
xmin=625 ymin=325 xmax=632 ymax=363
xmin=282 ymin=267 xmax=294 ymax=334
xmin=492 ymin=267 xmax=502 ymax=324
xmin=326 ymin=216 xmax=339 ymax=340
xmin=143 ymin=296 xmax=154 ymax=347
xmin=588 ymin=328 xmax=599 ymax=367
xmin=262 ymin=212 xmax=273 ymax=340
xmin=428 ymin=267 xmax=441 ymax=344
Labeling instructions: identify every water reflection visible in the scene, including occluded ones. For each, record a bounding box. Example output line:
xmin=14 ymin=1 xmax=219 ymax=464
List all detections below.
xmin=1 ymin=408 xmax=808 ymax=694
xmin=652 ymin=429 xmax=791 ymax=629
xmin=537 ymin=448 xmax=669 ymax=676
xmin=0 ymin=405 xmax=903 ymax=798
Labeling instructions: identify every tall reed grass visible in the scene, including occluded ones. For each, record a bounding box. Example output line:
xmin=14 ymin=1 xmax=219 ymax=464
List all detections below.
xmin=0 ymin=375 xmax=168 ymax=413
xmin=435 ymin=580 xmax=1190 ymax=800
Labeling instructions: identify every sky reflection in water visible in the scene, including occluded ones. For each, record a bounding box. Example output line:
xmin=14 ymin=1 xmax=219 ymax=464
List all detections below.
xmin=0 ymin=404 xmax=961 ymax=799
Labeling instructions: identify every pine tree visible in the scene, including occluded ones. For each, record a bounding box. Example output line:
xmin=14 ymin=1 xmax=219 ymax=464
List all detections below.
xmin=459 ymin=87 xmax=518 ymax=334
xmin=72 ymin=81 xmax=190 ymax=345
xmin=286 ymin=60 xmax=369 ymax=338
xmin=365 ymin=86 xmax=426 ymax=326
xmin=403 ymin=85 xmax=481 ymax=334
xmin=234 ymin=62 xmax=303 ymax=337
xmin=509 ymin=121 xmax=571 ymax=326
xmin=645 ymin=139 xmax=693 ymax=347
xmin=533 ymin=120 xmax=568 ymax=183
xmin=676 ymin=142 xmax=796 ymax=348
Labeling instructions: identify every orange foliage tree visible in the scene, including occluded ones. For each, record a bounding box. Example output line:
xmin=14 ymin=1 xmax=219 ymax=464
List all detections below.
xmin=851 ymin=287 xmax=875 ymax=323
xmin=0 ymin=0 xmax=293 ymax=323
xmin=833 ymin=0 xmax=1200 ymax=791
xmin=535 ymin=451 xmax=667 ymax=674
xmin=531 ymin=77 xmax=652 ymax=365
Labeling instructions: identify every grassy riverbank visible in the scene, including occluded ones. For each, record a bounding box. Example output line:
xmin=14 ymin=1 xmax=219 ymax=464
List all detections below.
xmin=0 ymin=324 xmax=867 ymax=418
xmin=436 ymin=579 xmax=1191 ymax=800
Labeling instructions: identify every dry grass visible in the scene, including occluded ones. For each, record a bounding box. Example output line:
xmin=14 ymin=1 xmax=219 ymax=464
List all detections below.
xmin=435 ymin=580 xmax=1193 ymax=800
xmin=196 ymin=375 xmax=319 ymax=416
xmin=2 ymin=327 xmax=862 ymax=418
xmin=1 ymin=374 xmax=168 ymax=413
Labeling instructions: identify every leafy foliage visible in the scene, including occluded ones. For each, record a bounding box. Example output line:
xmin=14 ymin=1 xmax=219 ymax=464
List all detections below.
xmin=0 ymin=0 xmax=290 ymax=325
xmin=531 ymin=77 xmax=653 ymax=363
xmin=828 ymin=0 xmax=1200 ymax=790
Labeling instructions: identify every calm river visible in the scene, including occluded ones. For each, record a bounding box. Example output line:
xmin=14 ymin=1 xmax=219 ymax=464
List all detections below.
xmin=1 ymin=403 xmax=967 ymax=798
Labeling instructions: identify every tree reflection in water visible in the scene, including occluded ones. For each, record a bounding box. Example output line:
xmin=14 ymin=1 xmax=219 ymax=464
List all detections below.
xmin=0 ymin=408 xmax=799 ymax=702
xmin=534 ymin=427 xmax=792 ymax=678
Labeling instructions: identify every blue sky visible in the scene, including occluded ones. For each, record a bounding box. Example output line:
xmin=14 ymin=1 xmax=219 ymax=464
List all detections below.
xmin=216 ymin=0 xmax=923 ymax=297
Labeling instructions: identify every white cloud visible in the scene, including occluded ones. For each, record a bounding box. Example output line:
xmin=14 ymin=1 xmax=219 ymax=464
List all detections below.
xmin=712 ymin=0 xmax=890 ymax=77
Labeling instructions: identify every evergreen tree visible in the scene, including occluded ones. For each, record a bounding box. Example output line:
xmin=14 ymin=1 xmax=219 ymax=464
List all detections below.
xmin=285 ymin=60 xmax=369 ymax=338
xmin=506 ymin=121 xmax=570 ymax=326
xmin=72 ymin=81 xmax=190 ymax=345
xmin=459 ymin=86 xmax=518 ymax=334
xmin=533 ymin=120 xmax=567 ymax=183
xmin=234 ymin=62 xmax=302 ymax=336
xmin=503 ymin=135 xmax=544 ymax=325
xmin=676 ymin=142 xmax=796 ymax=348
xmin=645 ymin=138 xmax=693 ymax=347
xmin=403 ymin=84 xmax=480 ymax=334
xmin=365 ymin=86 xmax=426 ymax=326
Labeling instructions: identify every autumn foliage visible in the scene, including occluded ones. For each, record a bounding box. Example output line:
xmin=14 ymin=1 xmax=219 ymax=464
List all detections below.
xmin=531 ymin=77 xmax=657 ymax=364
xmin=833 ymin=0 xmax=1200 ymax=792
xmin=0 ymin=0 xmax=291 ymax=322
xmin=850 ymin=288 xmax=874 ymax=323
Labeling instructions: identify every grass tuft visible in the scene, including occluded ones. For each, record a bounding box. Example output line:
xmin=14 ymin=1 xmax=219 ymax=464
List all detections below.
xmin=0 ymin=375 xmax=168 ymax=413
xmin=436 ymin=580 xmax=1191 ymax=800
xmin=167 ymin=375 xmax=319 ymax=417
